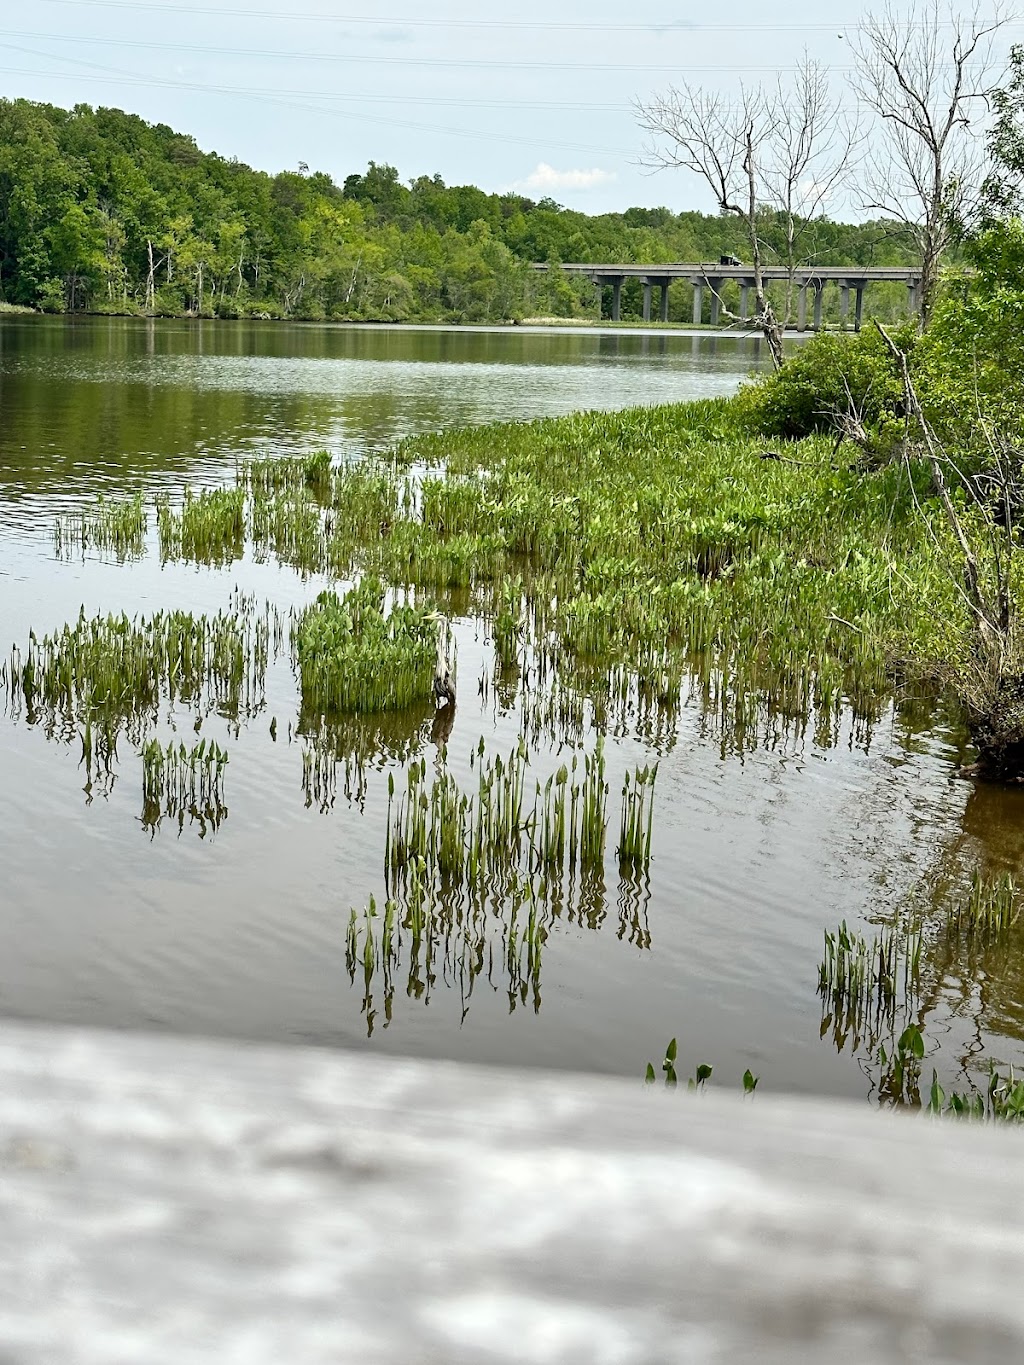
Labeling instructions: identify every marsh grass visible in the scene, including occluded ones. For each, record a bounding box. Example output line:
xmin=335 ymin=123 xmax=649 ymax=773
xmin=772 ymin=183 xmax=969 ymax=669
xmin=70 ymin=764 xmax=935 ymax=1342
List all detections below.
xmin=293 ymin=577 xmax=438 ymax=715
xmin=141 ymin=736 xmax=229 ymax=837
xmin=946 ymin=871 xmax=1019 ymax=939
xmin=157 ymin=488 xmax=245 ymax=565
xmin=618 ymin=763 xmax=658 ymax=869
xmin=54 ymin=494 xmax=146 ymax=561
xmin=818 ymin=918 xmax=923 ymax=1054
xmin=7 ymin=600 xmax=269 ymax=739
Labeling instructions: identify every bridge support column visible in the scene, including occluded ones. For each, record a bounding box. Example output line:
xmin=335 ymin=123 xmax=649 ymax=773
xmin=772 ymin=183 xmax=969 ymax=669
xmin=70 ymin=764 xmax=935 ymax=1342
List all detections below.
xmin=839 ymin=284 xmax=850 ymax=330
xmin=660 ymin=280 xmax=670 ymax=323
xmin=691 ymin=280 xmax=703 ymax=325
xmin=908 ymin=279 xmax=921 ymax=318
xmin=709 ymin=278 xmax=723 ymax=326
xmin=643 ymin=281 xmax=652 ymax=322
xmin=739 ymin=283 xmax=750 ymax=320
xmin=854 ymin=285 xmax=865 ymax=332
xmin=813 ymin=283 xmax=824 ymax=331
xmin=798 ymin=285 xmax=808 ymax=332
xmin=611 ymin=276 xmax=624 ymax=322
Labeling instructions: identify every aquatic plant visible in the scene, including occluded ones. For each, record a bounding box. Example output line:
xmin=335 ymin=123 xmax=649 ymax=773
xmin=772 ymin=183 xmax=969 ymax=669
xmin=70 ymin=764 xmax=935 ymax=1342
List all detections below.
xmin=10 ymin=600 xmax=269 ymax=735
xmin=140 ymin=735 xmax=229 ymax=836
xmin=293 ymin=577 xmax=438 ymax=715
xmin=945 ymin=871 xmax=1018 ymax=939
xmin=157 ymin=487 xmax=245 ymax=564
xmin=54 ymin=494 xmax=147 ymax=561
xmin=818 ymin=917 xmax=923 ymax=1053
xmin=617 ymin=762 xmax=658 ymax=869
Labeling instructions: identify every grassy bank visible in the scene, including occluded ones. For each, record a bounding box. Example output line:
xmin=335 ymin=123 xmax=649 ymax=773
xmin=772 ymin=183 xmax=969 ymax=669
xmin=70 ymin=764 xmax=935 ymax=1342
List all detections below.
xmin=384 ymin=396 xmax=970 ymax=751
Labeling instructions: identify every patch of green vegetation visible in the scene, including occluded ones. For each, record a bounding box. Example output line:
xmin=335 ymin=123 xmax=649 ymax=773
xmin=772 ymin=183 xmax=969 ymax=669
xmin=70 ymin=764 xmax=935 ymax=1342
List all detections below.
xmin=157 ymin=488 xmax=245 ymax=565
xmin=293 ymin=576 xmax=438 ymax=715
xmin=54 ymin=493 xmax=146 ymax=561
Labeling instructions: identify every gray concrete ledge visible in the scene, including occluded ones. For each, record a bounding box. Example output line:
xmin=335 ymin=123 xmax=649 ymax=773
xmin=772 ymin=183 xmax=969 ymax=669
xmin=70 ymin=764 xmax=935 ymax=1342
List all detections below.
xmin=0 ymin=1022 xmax=1021 ymax=1363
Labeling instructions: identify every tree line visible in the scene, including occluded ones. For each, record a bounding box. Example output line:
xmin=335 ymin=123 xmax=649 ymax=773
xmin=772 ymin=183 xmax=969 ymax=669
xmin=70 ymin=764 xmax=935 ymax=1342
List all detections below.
xmin=0 ymin=97 xmax=918 ymax=324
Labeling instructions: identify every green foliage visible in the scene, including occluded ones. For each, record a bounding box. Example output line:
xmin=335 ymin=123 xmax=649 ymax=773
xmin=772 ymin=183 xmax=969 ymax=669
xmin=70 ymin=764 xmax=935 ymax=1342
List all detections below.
xmin=0 ymin=97 xmax=920 ymax=322
xmin=916 ymin=221 xmax=1024 ymax=454
xmin=293 ymin=577 xmax=438 ymax=715
xmin=738 ymin=326 xmax=915 ymax=440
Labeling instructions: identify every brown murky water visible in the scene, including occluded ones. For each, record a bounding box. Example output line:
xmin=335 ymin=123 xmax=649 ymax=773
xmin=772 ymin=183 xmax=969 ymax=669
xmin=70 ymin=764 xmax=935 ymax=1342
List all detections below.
xmin=2 ymin=314 xmax=1023 ymax=1101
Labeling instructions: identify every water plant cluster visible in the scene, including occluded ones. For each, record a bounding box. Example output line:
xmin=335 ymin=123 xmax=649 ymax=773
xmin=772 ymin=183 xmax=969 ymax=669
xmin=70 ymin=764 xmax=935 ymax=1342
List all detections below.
xmin=1 ymin=595 xmax=271 ymax=836
xmin=157 ymin=488 xmax=245 ymax=565
xmin=293 ymin=577 xmax=439 ymax=715
xmin=819 ymin=871 xmax=1024 ymax=1106
xmin=54 ymin=494 xmax=146 ymax=561
xmin=341 ymin=735 xmax=634 ymax=1032
xmin=141 ymin=736 xmax=229 ymax=836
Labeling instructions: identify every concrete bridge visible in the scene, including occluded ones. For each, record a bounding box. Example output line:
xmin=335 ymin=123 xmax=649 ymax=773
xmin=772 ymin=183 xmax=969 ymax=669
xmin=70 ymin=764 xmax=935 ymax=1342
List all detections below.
xmin=532 ymin=262 xmax=924 ymax=330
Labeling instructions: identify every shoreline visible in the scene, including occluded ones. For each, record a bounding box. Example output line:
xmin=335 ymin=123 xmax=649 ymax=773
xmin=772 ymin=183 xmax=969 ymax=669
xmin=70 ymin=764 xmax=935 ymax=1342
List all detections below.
xmin=0 ymin=311 xmax=825 ymax=341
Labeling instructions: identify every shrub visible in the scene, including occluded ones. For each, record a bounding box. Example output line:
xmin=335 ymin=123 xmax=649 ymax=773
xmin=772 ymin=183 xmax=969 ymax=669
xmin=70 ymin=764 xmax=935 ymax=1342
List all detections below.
xmin=739 ymin=325 xmax=917 ymax=440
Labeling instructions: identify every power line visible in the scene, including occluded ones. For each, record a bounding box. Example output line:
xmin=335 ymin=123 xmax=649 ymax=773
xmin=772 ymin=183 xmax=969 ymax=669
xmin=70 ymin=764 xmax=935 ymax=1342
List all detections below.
xmin=0 ymin=29 xmax=868 ymax=73
xmin=25 ymin=0 xmax=1022 ymax=35
xmin=0 ymin=45 xmax=635 ymax=156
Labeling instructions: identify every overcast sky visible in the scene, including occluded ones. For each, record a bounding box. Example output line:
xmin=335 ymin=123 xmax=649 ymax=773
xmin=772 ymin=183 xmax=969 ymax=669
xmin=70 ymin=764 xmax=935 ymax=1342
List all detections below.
xmin=2 ymin=1 xmax=1020 ymax=217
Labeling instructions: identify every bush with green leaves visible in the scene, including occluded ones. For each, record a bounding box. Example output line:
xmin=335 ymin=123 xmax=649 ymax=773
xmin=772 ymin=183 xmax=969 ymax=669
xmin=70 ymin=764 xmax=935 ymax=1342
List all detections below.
xmin=738 ymin=325 xmax=916 ymax=441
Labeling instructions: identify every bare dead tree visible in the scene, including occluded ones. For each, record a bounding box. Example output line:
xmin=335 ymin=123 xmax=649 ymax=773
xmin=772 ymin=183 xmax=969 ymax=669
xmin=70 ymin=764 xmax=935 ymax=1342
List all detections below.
xmin=636 ymin=61 xmax=856 ymax=363
xmin=851 ymin=0 xmax=1011 ymax=327
xmin=636 ymin=86 xmax=785 ymax=367
xmin=760 ymin=57 xmax=861 ymax=323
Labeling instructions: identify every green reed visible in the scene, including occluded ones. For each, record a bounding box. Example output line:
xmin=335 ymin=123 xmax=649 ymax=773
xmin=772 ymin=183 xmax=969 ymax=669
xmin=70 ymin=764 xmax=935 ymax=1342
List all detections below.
xmin=12 ymin=600 xmax=269 ymax=734
xmin=54 ymin=493 xmax=147 ymax=561
xmin=385 ymin=736 xmax=609 ymax=898
xmin=617 ymin=762 xmax=658 ymax=869
xmin=819 ymin=918 xmax=923 ymax=1049
xmin=140 ymin=735 xmax=229 ymax=835
xmin=293 ymin=577 xmax=438 ymax=715
xmin=240 ymin=449 xmax=334 ymax=498
xmin=946 ymin=871 xmax=1019 ymax=939
xmin=157 ymin=487 xmax=246 ymax=564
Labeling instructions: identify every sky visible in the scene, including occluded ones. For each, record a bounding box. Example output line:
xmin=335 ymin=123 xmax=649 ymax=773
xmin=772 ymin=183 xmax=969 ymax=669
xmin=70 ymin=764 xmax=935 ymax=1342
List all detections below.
xmin=1 ymin=1 xmax=1021 ymax=218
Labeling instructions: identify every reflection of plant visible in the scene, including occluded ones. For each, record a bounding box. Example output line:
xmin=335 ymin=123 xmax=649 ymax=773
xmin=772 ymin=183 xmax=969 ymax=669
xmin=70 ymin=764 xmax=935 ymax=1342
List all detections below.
xmin=877 ymin=1023 xmax=925 ymax=1107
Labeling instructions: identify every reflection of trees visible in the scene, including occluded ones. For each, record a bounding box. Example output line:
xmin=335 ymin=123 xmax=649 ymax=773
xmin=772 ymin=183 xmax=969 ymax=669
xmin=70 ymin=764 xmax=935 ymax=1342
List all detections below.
xmin=818 ymin=770 xmax=1024 ymax=1101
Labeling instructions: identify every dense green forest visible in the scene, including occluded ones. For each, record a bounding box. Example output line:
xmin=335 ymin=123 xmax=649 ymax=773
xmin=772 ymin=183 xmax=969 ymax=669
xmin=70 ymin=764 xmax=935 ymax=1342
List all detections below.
xmin=0 ymin=97 xmax=920 ymax=324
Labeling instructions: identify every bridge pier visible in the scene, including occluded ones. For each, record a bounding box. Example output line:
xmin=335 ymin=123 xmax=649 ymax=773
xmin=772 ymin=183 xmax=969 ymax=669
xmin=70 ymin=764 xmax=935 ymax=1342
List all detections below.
xmin=611 ymin=275 xmax=623 ymax=322
xmin=691 ymin=279 xmax=703 ymax=325
xmin=837 ymin=282 xmax=867 ymax=333
xmin=642 ymin=278 xmax=672 ymax=324
xmin=739 ymin=282 xmax=750 ymax=320
xmin=798 ymin=280 xmax=824 ymax=332
xmin=708 ymin=278 xmax=723 ymax=326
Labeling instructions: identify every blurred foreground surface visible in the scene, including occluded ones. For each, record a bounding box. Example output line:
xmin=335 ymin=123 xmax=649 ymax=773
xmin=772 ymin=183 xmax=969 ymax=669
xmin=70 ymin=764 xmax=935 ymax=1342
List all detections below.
xmin=0 ymin=1022 xmax=1020 ymax=1364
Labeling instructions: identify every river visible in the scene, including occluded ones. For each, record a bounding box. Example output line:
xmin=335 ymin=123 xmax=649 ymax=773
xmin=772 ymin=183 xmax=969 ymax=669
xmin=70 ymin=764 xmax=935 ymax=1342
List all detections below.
xmin=1 ymin=314 xmax=1021 ymax=1101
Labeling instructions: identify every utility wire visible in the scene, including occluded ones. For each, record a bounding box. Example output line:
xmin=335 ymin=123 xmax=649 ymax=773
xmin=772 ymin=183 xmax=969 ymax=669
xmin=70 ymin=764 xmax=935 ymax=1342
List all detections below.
xmin=0 ymin=43 xmax=635 ymax=156
xmin=25 ymin=0 xmax=1021 ymax=34
xmin=0 ymin=28 xmax=868 ymax=73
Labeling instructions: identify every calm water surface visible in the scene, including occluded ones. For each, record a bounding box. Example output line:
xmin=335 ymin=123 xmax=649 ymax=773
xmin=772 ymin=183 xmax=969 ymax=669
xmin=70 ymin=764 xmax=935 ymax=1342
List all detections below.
xmin=2 ymin=315 xmax=1023 ymax=1101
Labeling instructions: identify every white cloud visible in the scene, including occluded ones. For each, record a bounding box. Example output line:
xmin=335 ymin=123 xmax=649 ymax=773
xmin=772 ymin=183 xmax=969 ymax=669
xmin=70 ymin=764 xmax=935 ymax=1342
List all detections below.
xmin=512 ymin=163 xmax=617 ymax=194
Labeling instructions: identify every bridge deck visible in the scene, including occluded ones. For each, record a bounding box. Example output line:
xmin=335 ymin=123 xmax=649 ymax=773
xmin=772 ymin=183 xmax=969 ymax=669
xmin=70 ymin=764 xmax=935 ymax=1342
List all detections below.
xmin=533 ymin=261 xmax=921 ymax=281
